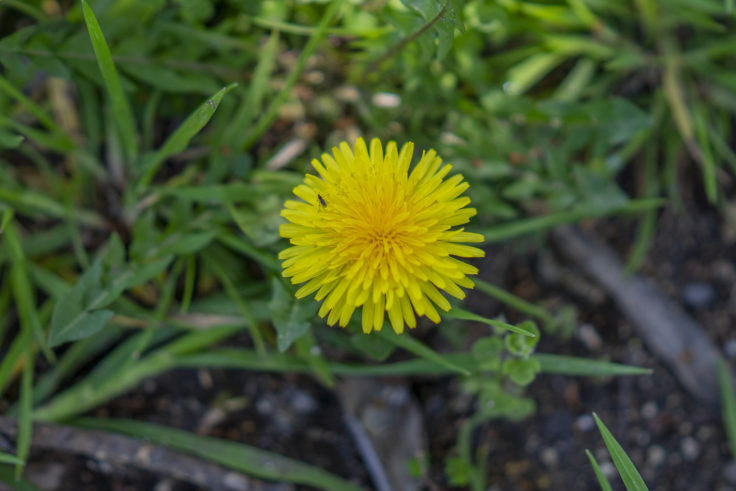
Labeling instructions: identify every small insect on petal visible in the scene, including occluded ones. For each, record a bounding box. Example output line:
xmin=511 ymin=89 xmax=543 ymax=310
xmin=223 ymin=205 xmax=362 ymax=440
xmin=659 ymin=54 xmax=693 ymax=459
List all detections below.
xmin=278 ymin=138 xmax=485 ymax=334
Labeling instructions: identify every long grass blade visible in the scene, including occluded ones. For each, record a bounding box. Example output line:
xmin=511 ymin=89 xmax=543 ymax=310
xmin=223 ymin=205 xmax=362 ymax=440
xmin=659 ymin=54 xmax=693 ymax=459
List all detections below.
xmin=136 ymin=83 xmax=238 ymax=192
xmin=585 ymin=449 xmax=613 ymax=491
xmin=593 ymin=413 xmax=649 ymax=491
xmin=80 ymin=0 xmax=138 ymax=162
xmin=73 ymin=418 xmax=361 ymax=491
xmin=717 ymin=358 xmax=736 ymax=458
xmin=241 ymin=0 xmax=344 ymax=151
xmin=446 ymin=307 xmax=538 ymax=337
xmin=378 ymin=329 xmax=471 ymax=376
xmin=15 ymin=355 xmax=33 ymax=480
xmin=537 ymin=354 xmax=651 ymax=376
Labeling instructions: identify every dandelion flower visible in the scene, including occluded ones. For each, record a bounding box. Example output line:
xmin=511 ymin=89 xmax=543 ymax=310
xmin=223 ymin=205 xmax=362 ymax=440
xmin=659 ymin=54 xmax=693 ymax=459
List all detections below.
xmin=279 ymin=138 xmax=485 ymax=334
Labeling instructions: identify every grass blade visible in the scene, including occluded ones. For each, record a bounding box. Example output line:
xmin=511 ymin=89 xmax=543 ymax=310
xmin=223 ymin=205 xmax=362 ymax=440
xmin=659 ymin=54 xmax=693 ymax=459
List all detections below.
xmin=593 ymin=413 xmax=649 ymax=491
xmin=446 ymin=307 xmax=538 ymax=337
xmin=585 ymin=449 xmax=613 ymax=491
xmin=15 ymin=356 xmax=33 ymax=480
xmin=178 ymin=348 xmax=476 ymax=376
xmin=0 ymin=453 xmax=23 ymax=465
xmin=73 ymin=418 xmax=361 ymax=491
xmin=0 ymin=465 xmax=40 ymax=491
xmin=483 ymin=198 xmax=664 ymax=243
xmin=4 ymin=221 xmax=54 ymax=362
xmin=536 ymin=354 xmax=651 ymax=376
xmin=136 ymin=83 xmax=238 ymax=192
xmin=240 ymin=0 xmax=344 ymax=151
xmin=80 ymin=0 xmax=138 ymax=162
xmin=0 ymin=75 xmax=72 ymax=146
xmin=223 ymin=29 xmax=279 ymax=146
xmin=377 ymin=329 xmax=471 ymax=376
xmin=717 ymin=357 xmax=736 ymax=458
xmin=474 ymin=279 xmax=554 ymax=325
xmin=0 ymin=329 xmax=33 ymax=399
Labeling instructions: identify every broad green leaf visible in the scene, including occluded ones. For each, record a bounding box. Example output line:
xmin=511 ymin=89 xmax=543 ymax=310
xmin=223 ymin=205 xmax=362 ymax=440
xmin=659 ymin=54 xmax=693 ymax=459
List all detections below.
xmin=153 ymin=232 xmax=215 ymax=257
xmin=137 ymin=83 xmax=238 ymax=191
xmin=536 ymin=354 xmax=651 ymax=376
xmin=445 ymin=456 xmax=471 ymax=486
xmin=350 ymin=332 xmax=396 ymax=361
xmin=97 ymin=255 xmax=173 ymax=307
xmin=80 ymin=0 xmax=138 ymax=162
xmin=0 ymin=131 xmax=23 ymax=149
xmin=48 ymin=309 xmax=114 ymax=348
xmin=471 ymin=337 xmax=503 ymax=371
xmin=574 ymin=166 xmax=629 ymax=213
xmin=73 ymin=418 xmax=361 ymax=491
xmin=504 ymin=321 xmax=541 ymax=356
xmin=49 ymin=259 xmax=108 ymax=347
xmin=584 ymin=98 xmax=652 ymax=145
xmin=502 ymin=357 xmax=541 ymax=385
xmin=269 ymin=279 xmax=314 ymax=352
xmin=400 ymin=0 xmax=461 ymax=60
xmin=48 ymin=247 xmax=173 ymax=347
xmin=228 ymin=198 xmax=282 ymax=247
xmin=593 ymin=413 xmax=649 ymax=491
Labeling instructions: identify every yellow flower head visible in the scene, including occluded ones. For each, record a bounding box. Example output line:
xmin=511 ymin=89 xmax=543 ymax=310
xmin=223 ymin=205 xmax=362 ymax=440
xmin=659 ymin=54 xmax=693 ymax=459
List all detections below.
xmin=279 ymin=138 xmax=485 ymax=334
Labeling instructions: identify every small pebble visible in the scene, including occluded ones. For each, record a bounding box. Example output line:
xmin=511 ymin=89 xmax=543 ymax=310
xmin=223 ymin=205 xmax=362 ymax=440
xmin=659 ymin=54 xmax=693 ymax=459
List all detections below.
xmin=726 ymin=340 xmax=736 ymax=359
xmin=372 ymin=92 xmax=401 ymax=108
xmin=600 ymin=461 xmax=617 ymax=480
xmin=153 ymin=479 xmax=174 ymax=491
xmin=647 ymin=445 xmax=666 ymax=467
xmin=290 ymin=389 xmax=317 ymax=414
xmin=681 ymin=436 xmax=700 ymax=461
xmin=143 ymin=380 xmax=157 ymax=393
xmin=540 ymin=448 xmax=559 ymax=467
xmin=723 ymin=461 xmax=736 ymax=484
xmin=222 ymin=472 xmax=250 ymax=491
xmin=577 ymin=324 xmax=603 ymax=351
xmin=681 ymin=282 xmax=715 ymax=309
xmin=256 ymin=398 xmax=273 ymax=414
xmin=697 ymin=426 xmax=714 ymax=440
xmin=641 ymin=401 xmax=658 ymax=419
xmin=635 ymin=430 xmax=651 ymax=446
xmin=575 ymin=414 xmax=595 ymax=432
